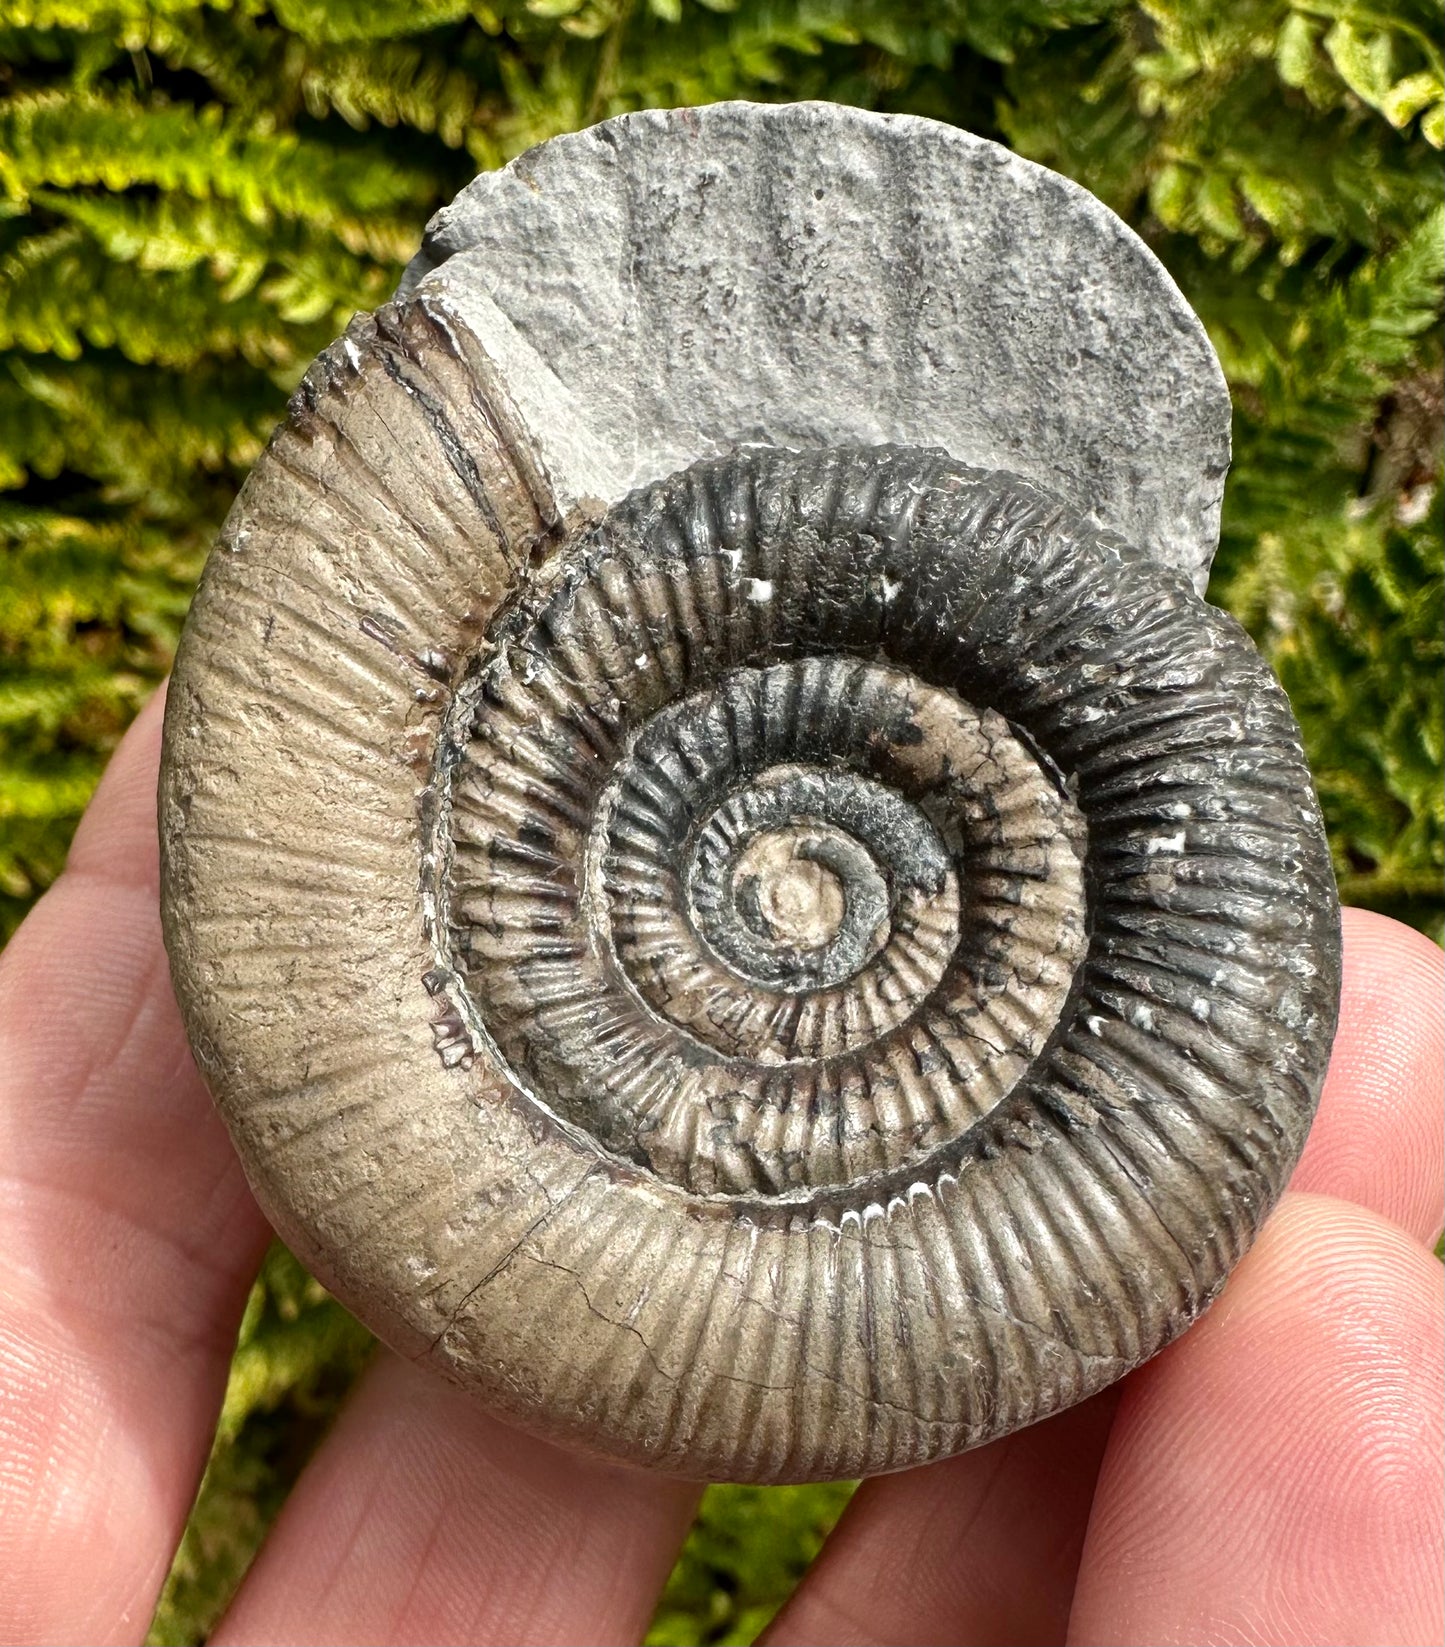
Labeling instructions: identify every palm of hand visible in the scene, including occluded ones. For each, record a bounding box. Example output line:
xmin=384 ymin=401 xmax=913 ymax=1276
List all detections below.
xmin=1 ymin=690 xmax=1440 ymax=1647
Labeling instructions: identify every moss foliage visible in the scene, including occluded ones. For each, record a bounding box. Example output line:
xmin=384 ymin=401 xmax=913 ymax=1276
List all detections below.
xmin=1 ymin=2 xmax=1440 ymax=1643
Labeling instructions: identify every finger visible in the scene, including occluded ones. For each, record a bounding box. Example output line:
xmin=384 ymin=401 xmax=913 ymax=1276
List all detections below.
xmin=0 ymin=688 xmax=272 ymax=1646
xmin=763 ymin=1390 xmax=1120 ymax=1647
xmin=1290 ymin=908 xmax=1443 ymax=1245
xmin=1069 ymin=1192 xmax=1443 ymax=1647
xmin=213 ymin=1350 xmax=700 ymax=1646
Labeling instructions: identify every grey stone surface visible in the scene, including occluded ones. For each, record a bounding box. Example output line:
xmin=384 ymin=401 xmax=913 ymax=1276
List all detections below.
xmin=400 ymin=101 xmax=1232 ymax=589
xmin=159 ymin=107 xmax=1339 ymax=1485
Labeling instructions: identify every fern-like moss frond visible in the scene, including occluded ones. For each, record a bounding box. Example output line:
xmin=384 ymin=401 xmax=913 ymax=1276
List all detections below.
xmin=0 ymin=88 xmax=437 ymax=232
xmin=0 ymin=225 xmax=344 ymax=362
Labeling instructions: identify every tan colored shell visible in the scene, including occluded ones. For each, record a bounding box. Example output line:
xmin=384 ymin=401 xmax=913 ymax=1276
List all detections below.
xmin=160 ymin=107 xmax=1339 ymax=1483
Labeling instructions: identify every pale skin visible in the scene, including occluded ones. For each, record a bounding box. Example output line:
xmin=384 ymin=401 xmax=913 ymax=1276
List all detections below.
xmin=0 ymin=687 xmax=1440 ymax=1647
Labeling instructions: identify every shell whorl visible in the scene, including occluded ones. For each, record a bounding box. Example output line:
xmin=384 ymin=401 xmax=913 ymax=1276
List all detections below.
xmin=415 ymin=442 xmax=1338 ymax=1242
xmin=158 ymin=112 xmax=1339 ymax=1485
xmin=432 ymin=455 xmax=1094 ymax=1202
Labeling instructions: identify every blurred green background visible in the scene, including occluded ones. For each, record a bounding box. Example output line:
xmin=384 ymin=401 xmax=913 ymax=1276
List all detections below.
xmin=0 ymin=1 xmax=1440 ymax=1642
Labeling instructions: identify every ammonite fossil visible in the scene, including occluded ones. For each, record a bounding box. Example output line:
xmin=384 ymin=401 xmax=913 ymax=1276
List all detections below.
xmin=159 ymin=102 xmax=1342 ymax=1482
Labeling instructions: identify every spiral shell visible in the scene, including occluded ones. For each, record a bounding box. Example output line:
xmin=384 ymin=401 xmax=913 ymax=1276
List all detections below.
xmin=159 ymin=106 xmax=1341 ymax=1483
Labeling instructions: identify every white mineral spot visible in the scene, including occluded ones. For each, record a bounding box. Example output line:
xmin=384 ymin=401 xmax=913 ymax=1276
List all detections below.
xmin=1398 ymin=482 xmax=1434 ymax=525
xmin=417 ymin=293 xmax=466 ymax=357
xmin=745 ymin=578 xmax=773 ymax=602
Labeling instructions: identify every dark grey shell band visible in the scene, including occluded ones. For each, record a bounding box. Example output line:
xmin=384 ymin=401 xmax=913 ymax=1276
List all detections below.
xmin=429 ymin=443 xmax=1339 ymax=1229
xmin=159 ymin=105 xmax=1341 ymax=1483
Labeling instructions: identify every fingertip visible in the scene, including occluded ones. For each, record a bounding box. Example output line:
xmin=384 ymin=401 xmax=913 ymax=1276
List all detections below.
xmin=1291 ymin=908 xmax=1444 ymax=1246
xmin=763 ymin=1388 xmax=1119 ymax=1647
xmin=64 ymin=683 xmax=169 ymax=892
xmin=0 ymin=670 xmax=273 ymax=1646
xmin=1070 ymin=1193 xmax=1444 ymax=1647
xmin=216 ymin=1352 xmax=700 ymax=1647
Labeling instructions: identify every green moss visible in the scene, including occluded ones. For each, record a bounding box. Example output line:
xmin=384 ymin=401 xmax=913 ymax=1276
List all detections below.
xmin=646 ymin=1482 xmax=857 ymax=1646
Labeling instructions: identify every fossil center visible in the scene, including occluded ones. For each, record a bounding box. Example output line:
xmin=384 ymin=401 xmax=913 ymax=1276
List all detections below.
xmin=735 ymin=830 xmax=850 ymax=951
xmin=429 ymin=459 xmax=1092 ymax=1197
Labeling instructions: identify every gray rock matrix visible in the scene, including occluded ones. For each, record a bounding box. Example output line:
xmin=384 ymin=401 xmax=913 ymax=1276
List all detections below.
xmin=159 ymin=102 xmax=1340 ymax=1483
xmin=400 ymin=100 xmax=1232 ymax=590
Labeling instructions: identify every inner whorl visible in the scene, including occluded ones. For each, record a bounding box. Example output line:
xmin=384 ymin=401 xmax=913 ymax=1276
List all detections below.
xmin=425 ymin=445 xmax=1338 ymax=1216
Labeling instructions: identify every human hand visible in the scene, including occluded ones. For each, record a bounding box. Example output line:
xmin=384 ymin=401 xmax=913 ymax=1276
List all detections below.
xmin=2 ymin=687 xmax=1440 ymax=1647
